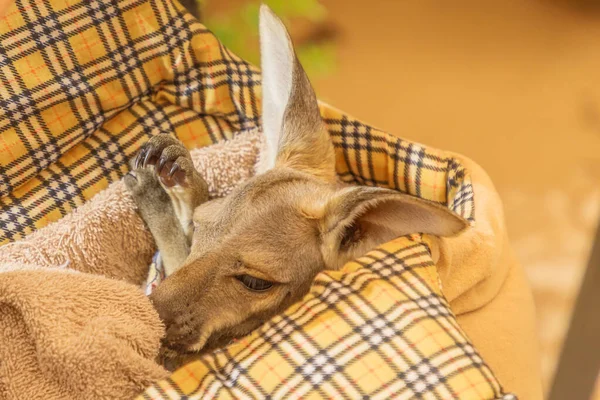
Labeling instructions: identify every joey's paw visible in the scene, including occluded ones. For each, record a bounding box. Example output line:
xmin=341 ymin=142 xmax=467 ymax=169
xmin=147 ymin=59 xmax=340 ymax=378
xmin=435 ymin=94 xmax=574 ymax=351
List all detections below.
xmin=133 ymin=134 xmax=184 ymax=169
xmin=123 ymin=168 xmax=170 ymax=209
xmin=132 ymin=134 xmax=196 ymax=189
xmin=156 ymin=154 xmax=196 ymax=189
xmin=129 ymin=134 xmax=209 ymax=214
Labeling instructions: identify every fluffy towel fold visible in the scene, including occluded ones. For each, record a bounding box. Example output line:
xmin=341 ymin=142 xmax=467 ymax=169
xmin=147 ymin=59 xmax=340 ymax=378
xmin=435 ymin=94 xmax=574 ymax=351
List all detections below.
xmin=0 ymin=131 xmax=261 ymax=400
xmin=0 ymin=266 xmax=168 ymax=399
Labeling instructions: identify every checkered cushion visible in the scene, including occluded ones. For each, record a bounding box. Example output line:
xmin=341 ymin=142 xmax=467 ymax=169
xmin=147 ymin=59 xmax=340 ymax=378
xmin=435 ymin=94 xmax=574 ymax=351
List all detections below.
xmin=0 ymin=0 xmax=512 ymax=398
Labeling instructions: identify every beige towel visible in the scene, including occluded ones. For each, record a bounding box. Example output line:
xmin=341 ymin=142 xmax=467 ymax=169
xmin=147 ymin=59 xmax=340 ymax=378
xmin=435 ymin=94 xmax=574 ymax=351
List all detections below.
xmin=0 ymin=266 xmax=168 ymax=400
xmin=0 ymin=131 xmax=261 ymax=400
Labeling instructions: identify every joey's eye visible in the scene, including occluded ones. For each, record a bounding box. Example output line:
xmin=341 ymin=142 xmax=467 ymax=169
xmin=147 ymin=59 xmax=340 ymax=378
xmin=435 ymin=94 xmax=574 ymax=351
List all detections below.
xmin=236 ymin=274 xmax=273 ymax=292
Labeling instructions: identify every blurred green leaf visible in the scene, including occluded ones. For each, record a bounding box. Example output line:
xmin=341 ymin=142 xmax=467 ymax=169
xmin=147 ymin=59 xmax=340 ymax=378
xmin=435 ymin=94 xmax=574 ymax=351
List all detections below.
xmin=198 ymin=0 xmax=335 ymax=78
xmin=297 ymin=42 xmax=336 ymax=77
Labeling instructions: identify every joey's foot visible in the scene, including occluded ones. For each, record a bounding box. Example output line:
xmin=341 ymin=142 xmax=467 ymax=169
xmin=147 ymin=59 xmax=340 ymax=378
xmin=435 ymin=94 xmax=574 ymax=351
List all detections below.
xmin=128 ymin=134 xmax=209 ymax=235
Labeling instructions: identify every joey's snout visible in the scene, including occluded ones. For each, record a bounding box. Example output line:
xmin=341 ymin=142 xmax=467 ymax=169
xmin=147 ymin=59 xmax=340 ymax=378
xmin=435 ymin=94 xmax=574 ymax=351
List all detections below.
xmin=148 ymin=288 xmax=175 ymax=324
xmin=149 ymin=253 xmax=228 ymax=355
xmin=149 ymin=279 xmax=205 ymax=352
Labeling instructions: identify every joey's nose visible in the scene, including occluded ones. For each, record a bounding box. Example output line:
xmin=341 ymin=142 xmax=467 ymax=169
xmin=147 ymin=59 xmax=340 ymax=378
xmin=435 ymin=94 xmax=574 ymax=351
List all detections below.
xmin=149 ymin=289 xmax=200 ymax=351
xmin=148 ymin=289 xmax=177 ymax=325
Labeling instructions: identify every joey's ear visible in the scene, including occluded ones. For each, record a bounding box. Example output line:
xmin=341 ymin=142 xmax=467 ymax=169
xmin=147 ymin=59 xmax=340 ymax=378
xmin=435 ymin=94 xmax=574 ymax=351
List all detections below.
xmin=256 ymin=4 xmax=336 ymax=182
xmin=319 ymin=186 xmax=469 ymax=269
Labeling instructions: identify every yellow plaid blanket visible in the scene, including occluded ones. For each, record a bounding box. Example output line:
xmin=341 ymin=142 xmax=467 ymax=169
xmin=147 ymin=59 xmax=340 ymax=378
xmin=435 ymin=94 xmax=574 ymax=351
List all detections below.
xmin=0 ymin=0 xmax=515 ymax=398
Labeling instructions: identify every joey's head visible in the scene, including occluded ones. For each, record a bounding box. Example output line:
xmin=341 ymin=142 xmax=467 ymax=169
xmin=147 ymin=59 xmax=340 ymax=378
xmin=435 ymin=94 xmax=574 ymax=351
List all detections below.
xmin=150 ymin=5 xmax=467 ymax=359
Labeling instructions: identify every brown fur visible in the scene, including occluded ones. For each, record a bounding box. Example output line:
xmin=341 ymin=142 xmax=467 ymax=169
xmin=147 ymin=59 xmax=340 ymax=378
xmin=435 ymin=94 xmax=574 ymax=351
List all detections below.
xmin=125 ymin=4 xmax=467 ymax=368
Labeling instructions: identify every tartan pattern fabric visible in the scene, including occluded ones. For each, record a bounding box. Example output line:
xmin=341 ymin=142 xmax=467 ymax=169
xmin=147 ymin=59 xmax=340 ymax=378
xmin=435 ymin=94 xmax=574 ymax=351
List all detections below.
xmin=0 ymin=0 xmax=474 ymax=245
xmin=140 ymin=236 xmax=512 ymax=400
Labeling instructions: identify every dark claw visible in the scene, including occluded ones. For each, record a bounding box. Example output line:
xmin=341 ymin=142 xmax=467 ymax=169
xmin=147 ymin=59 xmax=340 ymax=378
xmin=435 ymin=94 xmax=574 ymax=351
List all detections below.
xmin=135 ymin=147 xmax=147 ymax=169
xmin=157 ymin=156 xmax=168 ymax=175
xmin=144 ymin=148 xmax=157 ymax=167
xmin=168 ymin=162 xmax=179 ymax=178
